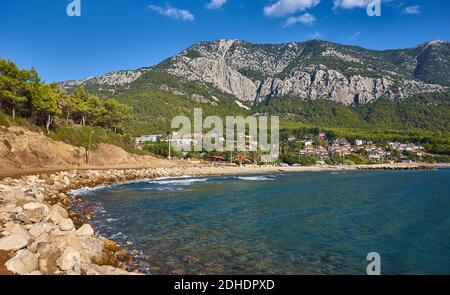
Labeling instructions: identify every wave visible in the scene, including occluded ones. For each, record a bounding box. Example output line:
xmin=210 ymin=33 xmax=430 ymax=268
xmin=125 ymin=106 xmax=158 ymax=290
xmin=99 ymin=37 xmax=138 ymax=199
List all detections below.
xmin=237 ymin=176 xmax=276 ymax=181
xmin=110 ymin=232 xmax=127 ymax=239
xmin=70 ymin=178 xmax=152 ymax=196
xmin=151 ymin=178 xmax=208 ymax=186
xmin=70 ymin=185 xmax=111 ymax=196
xmin=71 ymin=174 xmax=280 ymax=196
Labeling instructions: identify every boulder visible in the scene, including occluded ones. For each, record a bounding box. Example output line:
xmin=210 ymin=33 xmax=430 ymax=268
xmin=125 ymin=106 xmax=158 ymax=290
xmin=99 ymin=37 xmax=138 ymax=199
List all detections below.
xmin=34 ymin=232 xmax=51 ymax=244
xmin=39 ymin=248 xmax=62 ymax=275
xmin=58 ymin=218 xmax=75 ymax=231
xmin=57 ymin=247 xmax=81 ymax=272
xmin=5 ymin=249 xmax=39 ymax=274
xmin=36 ymin=242 xmax=55 ymax=255
xmin=64 ymin=177 xmax=71 ymax=186
xmin=51 ymin=233 xmax=107 ymax=265
xmin=2 ymin=204 xmax=23 ymax=214
xmin=28 ymin=223 xmax=46 ymax=237
xmin=23 ymin=202 xmax=49 ymax=213
xmin=46 ymin=204 xmax=68 ymax=225
xmin=0 ymin=188 xmax=25 ymax=201
xmin=2 ymin=222 xmax=31 ymax=238
xmin=17 ymin=207 xmax=46 ymax=224
xmin=75 ymin=224 xmax=94 ymax=237
xmin=80 ymin=236 xmax=106 ymax=264
xmin=0 ymin=212 xmax=11 ymax=222
xmin=100 ymin=237 xmax=118 ymax=252
xmin=40 ymin=174 xmax=54 ymax=185
xmin=0 ymin=233 xmax=29 ymax=251
xmin=81 ymin=263 xmax=136 ymax=275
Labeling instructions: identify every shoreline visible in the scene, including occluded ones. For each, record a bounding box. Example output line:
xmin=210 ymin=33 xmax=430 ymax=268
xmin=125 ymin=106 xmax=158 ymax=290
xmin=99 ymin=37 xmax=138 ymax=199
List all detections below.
xmin=1 ymin=162 xmax=446 ymax=180
xmin=0 ymin=162 xmax=446 ymax=275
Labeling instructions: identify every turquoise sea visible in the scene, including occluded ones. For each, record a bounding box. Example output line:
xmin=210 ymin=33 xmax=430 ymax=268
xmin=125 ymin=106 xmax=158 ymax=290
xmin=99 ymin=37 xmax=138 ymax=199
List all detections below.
xmin=73 ymin=169 xmax=450 ymax=275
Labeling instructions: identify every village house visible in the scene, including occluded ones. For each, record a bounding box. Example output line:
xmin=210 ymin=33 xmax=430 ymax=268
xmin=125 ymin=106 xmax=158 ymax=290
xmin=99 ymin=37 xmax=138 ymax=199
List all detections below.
xmin=299 ymin=146 xmax=328 ymax=158
xmin=303 ymin=140 xmax=314 ymax=147
xmin=388 ymin=142 xmax=424 ymax=154
xmin=354 ymin=139 xmax=364 ymax=146
xmin=368 ymin=151 xmax=391 ymax=160
xmin=329 ymin=144 xmax=353 ymax=155
xmin=135 ymin=134 xmax=162 ymax=144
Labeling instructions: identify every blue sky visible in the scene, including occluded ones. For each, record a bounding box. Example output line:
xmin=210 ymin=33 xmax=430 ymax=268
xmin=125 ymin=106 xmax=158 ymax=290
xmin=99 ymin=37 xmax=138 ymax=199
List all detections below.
xmin=0 ymin=0 xmax=449 ymax=82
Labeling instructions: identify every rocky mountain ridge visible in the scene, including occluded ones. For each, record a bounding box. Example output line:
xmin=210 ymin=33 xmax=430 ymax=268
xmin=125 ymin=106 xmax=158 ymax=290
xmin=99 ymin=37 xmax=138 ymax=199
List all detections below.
xmin=61 ymin=39 xmax=449 ymax=106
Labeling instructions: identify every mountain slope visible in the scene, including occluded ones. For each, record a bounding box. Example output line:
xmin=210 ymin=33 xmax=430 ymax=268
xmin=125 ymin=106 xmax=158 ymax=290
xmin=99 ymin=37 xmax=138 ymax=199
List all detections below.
xmin=62 ymin=39 xmax=449 ymax=106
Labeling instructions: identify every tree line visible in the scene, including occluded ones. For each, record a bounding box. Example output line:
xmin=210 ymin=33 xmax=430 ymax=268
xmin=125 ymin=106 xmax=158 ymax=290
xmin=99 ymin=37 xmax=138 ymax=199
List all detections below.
xmin=0 ymin=58 xmax=133 ymax=133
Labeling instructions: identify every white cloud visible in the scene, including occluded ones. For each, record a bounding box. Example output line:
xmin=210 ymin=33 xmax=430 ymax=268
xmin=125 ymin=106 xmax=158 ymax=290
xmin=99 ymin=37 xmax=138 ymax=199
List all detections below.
xmin=283 ymin=13 xmax=316 ymax=27
xmin=402 ymin=5 xmax=420 ymax=15
xmin=207 ymin=0 xmax=227 ymax=10
xmin=264 ymin=0 xmax=321 ymax=17
xmin=333 ymin=0 xmax=372 ymax=9
xmin=148 ymin=4 xmax=195 ymax=21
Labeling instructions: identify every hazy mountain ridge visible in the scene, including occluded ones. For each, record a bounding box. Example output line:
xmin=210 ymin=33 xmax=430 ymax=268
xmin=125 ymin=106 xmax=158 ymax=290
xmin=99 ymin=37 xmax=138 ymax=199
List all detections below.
xmin=61 ymin=39 xmax=449 ymax=106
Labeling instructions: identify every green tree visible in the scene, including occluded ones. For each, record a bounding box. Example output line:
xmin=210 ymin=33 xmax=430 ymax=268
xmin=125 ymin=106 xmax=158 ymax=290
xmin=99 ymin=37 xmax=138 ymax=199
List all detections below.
xmin=0 ymin=59 xmax=31 ymax=119
xmin=299 ymin=155 xmax=317 ymax=166
xmin=69 ymin=87 xmax=104 ymax=126
xmin=102 ymin=98 xmax=133 ymax=133
xmin=53 ymin=85 xmax=72 ymax=124
xmin=30 ymin=83 xmax=61 ymax=133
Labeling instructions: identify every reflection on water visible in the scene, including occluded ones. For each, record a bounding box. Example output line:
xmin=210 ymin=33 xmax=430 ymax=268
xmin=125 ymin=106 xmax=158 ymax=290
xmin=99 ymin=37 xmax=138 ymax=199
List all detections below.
xmin=73 ymin=169 xmax=450 ymax=275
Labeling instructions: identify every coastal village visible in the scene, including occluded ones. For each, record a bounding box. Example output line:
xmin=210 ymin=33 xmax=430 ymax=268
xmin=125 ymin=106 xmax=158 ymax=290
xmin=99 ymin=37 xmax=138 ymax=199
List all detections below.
xmin=135 ymin=132 xmax=427 ymax=165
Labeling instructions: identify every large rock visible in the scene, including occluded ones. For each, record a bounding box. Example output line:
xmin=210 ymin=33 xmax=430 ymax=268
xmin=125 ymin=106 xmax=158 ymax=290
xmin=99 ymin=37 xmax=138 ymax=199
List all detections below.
xmin=34 ymin=232 xmax=51 ymax=244
xmin=5 ymin=249 xmax=39 ymax=274
xmin=1 ymin=204 xmax=23 ymax=214
xmin=75 ymin=224 xmax=94 ymax=237
xmin=46 ymin=204 xmax=69 ymax=225
xmin=23 ymin=202 xmax=49 ymax=213
xmin=50 ymin=233 xmax=105 ymax=264
xmin=57 ymin=247 xmax=81 ymax=272
xmin=16 ymin=207 xmax=46 ymax=224
xmin=81 ymin=263 xmax=136 ymax=275
xmin=39 ymin=248 xmax=62 ymax=275
xmin=2 ymin=222 xmax=31 ymax=237
xmin=58 ymin=218 xmax=75 ymax=231
xmin=0 ymin=188 xmax=25 ymax=201
xmin=0 ymin=233 xmax=29 ymax=251
xmin=28 ymin=223 xmax=47 ymax=237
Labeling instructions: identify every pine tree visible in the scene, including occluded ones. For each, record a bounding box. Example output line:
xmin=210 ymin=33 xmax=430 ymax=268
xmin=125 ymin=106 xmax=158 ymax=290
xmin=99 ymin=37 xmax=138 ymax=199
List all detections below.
xmin=30 ymin=83 xmax=61 ymax=133
xmin=0 ymin=59 xmax=30 ymax=119
xmin=102 ymin=98 xmax=133 ymax=132
xmin=69 ymin=87 xmax=93 ymax=126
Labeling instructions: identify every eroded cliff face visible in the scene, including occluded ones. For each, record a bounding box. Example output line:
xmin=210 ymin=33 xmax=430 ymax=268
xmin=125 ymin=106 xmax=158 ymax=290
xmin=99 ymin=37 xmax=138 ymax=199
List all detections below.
xmin=165 ymin=39 xmax=444 ymax=105
xmin=62 ymin=39 xmax=448 ymax=105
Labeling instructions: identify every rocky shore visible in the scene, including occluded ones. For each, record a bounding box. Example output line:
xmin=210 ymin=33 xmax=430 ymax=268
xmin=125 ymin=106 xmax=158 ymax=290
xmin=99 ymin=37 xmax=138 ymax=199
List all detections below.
xmin=0 ymin=163 xmax=443 ymax=275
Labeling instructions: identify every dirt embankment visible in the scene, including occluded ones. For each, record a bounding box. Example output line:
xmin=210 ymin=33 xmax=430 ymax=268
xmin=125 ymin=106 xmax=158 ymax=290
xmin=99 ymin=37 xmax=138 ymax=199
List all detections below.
xmin=0 ymin=126 xmax=199 ymax=179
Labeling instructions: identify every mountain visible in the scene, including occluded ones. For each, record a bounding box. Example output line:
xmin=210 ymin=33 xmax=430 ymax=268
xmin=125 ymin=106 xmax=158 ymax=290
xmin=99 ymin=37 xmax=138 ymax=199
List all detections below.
xmin=62 ymin=39 xmax=449 ymax=106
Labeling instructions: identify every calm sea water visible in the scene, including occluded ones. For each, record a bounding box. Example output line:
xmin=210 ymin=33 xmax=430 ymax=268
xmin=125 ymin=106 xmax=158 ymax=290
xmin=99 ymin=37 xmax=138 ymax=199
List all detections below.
xmin=73 ymin=169 xmax=450 ymax=275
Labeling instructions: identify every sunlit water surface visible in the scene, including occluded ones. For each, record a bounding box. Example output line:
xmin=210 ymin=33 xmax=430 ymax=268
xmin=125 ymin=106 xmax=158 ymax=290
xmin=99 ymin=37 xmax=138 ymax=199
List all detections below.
xmin=72 ymin=169 xmax=450 ymax=274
